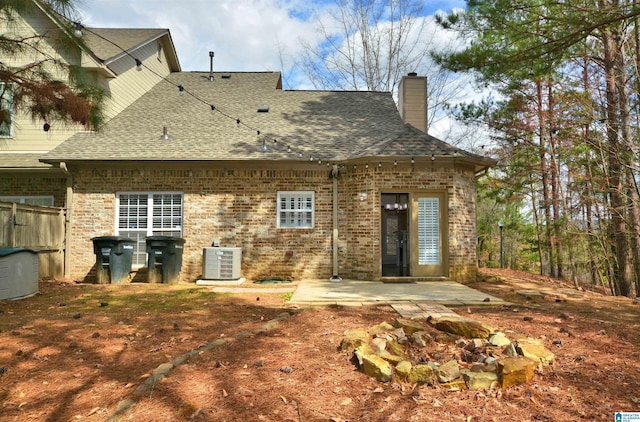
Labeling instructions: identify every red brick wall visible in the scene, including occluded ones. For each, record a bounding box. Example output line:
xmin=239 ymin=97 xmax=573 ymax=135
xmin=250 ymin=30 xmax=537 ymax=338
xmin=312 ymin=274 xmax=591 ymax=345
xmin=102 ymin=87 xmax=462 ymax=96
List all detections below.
xmin=0 ymin=173 xmax=67 ymax=207
xmin=67 ymin=162 xmax=479 ymax=283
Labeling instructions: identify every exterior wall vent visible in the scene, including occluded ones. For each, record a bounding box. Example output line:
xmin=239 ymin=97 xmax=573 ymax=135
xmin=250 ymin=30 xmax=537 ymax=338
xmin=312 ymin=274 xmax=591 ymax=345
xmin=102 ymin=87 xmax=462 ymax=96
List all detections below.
xmin=221 ymin=73 xmax=231 ymax=79
xmin=202 ymin=247 xmax=241 ymax=280
xmin=257 ymin=105 xmax=269 ymax=113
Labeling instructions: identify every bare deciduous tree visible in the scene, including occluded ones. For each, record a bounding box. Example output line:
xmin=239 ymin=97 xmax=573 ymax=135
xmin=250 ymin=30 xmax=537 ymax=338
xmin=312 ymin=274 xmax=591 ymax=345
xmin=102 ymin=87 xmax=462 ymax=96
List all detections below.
xmin=294 ymin=0 xmax=466 ymax=132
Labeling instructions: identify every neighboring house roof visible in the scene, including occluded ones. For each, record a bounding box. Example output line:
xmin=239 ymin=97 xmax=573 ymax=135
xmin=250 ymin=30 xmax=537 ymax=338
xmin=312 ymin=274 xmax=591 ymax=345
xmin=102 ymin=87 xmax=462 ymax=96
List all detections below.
xmin=83 ymin=28 xmax=170 ymax=64
xmin=82 ymin=28 xmax=181 ymax=73
xmin=41 ymin=71 xmax=494 ymax=171
xmin=0 ymin=153 xmax=54 ymax=169
xmin=33 ymin=1 xmax=180 ymax=74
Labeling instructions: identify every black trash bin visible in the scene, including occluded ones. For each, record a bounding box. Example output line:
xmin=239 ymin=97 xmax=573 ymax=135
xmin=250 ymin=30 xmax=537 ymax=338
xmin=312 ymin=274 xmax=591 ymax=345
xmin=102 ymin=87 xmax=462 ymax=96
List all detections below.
xmin=145 ymin=236 xmax=185 ymax=283
xmin=91 ymin=236 xmax=135 ymax=284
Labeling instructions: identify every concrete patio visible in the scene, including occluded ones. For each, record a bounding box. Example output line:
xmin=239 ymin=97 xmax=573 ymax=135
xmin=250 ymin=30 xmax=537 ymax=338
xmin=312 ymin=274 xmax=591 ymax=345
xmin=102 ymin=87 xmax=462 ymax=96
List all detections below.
xmin=288 ymin=279 xmax=506 ymax=307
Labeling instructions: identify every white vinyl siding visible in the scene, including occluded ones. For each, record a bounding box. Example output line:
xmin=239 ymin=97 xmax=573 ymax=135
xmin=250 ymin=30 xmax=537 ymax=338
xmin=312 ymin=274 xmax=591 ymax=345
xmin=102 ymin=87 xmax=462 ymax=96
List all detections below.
xmin=116 ymin=192 xmax=183 ymax=266
xmin=0 ymin=195 xmax=54 ymax=206
xmin=0 ymin=83 xmax=14 ymax=138
xmin=417 ymin=197 xmax=440 ymax=265
xmin=277 ymin=191 xmax=314 ymax=228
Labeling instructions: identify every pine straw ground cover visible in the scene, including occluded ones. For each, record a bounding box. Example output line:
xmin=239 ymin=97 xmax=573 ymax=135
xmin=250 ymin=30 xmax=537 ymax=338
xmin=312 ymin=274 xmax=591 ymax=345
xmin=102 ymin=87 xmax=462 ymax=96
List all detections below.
xmin=0 ymin=269 xmax=639 ymax=421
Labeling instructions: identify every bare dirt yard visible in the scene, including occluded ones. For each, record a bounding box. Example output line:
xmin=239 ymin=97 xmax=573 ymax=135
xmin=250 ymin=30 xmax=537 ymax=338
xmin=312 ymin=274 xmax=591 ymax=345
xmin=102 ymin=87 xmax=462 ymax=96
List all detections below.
xmin=1 ymin=269 xmax=639 ymax=421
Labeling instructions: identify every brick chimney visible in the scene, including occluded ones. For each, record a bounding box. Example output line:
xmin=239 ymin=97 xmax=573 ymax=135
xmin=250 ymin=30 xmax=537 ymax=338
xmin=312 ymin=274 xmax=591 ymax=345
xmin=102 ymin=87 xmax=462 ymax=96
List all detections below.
xmin=398 ymin=72 xmax=427 ymax=133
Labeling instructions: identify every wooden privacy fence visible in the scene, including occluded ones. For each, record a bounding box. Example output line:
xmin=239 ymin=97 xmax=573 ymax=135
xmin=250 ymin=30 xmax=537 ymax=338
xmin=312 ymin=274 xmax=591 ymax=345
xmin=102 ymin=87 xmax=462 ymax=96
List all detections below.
xmin=0 ymin=201 xmax=66 ymax=279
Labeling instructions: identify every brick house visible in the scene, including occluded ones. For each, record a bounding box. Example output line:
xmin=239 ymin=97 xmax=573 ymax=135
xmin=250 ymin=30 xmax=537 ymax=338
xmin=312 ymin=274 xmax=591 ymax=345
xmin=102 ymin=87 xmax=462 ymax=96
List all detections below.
xmin=41 ymin=70 xmax=495 ymax=283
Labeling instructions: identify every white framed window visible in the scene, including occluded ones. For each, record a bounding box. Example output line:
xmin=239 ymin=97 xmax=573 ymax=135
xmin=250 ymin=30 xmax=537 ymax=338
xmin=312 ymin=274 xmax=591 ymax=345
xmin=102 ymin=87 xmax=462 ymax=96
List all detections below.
xmin=0 ymin=195 xmax=54 ymax=206
xmin=116 ymin=192 xmax=183 ymax=267
xmin=277 ymin=191 xmax=314 ymax=228
xmin=0 ymin=83 xmax=15 ymax=138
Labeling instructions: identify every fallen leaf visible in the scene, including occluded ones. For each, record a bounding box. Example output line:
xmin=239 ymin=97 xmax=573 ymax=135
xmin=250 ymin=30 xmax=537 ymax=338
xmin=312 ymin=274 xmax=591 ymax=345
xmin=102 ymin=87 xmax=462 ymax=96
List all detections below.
xmin=373 ymin=387 xmax=384 ymax=393
xmin=341 ymin=398 xmax=352 ymax=406
xmin=124 ymin=383 xmax=134 ymax=388
xmin=222 ymin=389 xmax=228 ymax=398
xmin=280 ymin=396 xmax=288 ymax=404
xmin=87 ymin=407 xmax=100 ymax=416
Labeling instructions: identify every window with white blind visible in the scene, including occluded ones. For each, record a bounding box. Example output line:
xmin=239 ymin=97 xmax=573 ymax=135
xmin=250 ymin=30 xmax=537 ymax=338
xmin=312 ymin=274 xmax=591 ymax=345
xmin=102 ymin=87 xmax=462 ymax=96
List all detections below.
xmin=0 ymin=195 xmax=54 ymax=206
xmin=0 ymin=83 xmax=14 ymax=138
xmin=417 ymin=197 xmax=440 ymax=265
xmin=277 ymin=191 xmax=314 ymax=228
xmin=116 ymin=192 xmax=183 ymax=266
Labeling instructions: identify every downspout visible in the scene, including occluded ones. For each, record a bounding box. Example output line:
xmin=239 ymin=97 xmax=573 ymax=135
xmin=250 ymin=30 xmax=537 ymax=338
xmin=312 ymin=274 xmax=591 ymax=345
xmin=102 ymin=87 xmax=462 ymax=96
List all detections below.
xmin=330 ymin=164 xmax=342 ymax=282
xmin=60 ymin=162 xmax=72 ymax=279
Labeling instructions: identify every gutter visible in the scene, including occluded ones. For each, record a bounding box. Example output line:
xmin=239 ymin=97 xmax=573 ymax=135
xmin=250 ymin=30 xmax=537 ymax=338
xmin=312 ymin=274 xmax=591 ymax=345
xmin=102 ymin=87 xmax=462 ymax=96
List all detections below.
xmin=330 ymin=164 xmax=342 ymax=282
xmin=59 ymin=162 xmax=73 ymax=279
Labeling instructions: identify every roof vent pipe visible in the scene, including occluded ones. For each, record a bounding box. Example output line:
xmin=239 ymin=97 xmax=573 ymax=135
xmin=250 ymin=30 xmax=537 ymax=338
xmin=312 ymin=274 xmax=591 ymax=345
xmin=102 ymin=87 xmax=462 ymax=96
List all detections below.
xmin=159 ymin=126 xmax=169 ymax=140
xmin=209 ymin=51 xmax=214 ymax=81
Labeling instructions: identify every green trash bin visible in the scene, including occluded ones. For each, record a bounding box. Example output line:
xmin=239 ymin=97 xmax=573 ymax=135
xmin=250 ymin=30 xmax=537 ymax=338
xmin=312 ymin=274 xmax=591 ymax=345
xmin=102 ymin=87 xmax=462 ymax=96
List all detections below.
xmin=146 ymin=236 xmax=185 ymax=283
xmin=91 ymin=236 xmax=135 ymax=284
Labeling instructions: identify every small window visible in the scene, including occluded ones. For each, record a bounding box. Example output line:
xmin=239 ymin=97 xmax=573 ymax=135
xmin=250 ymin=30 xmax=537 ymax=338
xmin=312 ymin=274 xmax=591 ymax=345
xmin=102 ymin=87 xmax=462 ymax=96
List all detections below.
xmin=0 ymin=83 xmax=14 ymax=138
xmin=0 ymin=195 xmax=54 ymax=206
xmin=277 ymin=191 xmax=314 ymax=228
xmin=116 ymin=192 xmax=183 ymax=267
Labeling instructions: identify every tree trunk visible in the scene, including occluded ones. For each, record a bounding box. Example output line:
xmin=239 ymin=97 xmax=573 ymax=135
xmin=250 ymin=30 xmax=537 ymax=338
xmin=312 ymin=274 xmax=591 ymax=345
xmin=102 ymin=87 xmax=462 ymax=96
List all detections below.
xmin=536 ymin=80 xmax=555 ymax=277
xmin=601 ymin=16 xmax=632 ymax=296
xmin=548 ymin=83 xmax=564 ymax=279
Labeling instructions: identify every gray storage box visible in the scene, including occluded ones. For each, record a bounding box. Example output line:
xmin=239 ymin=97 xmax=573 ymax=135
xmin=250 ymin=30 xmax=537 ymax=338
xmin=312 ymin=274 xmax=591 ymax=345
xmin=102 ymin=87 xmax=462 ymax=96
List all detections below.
xmin=0 ymin=248 xmax=39 ymax=300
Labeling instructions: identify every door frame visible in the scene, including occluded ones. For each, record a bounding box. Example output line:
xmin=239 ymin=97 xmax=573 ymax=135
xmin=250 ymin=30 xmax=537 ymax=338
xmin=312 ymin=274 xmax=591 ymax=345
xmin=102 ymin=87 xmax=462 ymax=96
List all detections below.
xmin=380 ymin=193 xmax=410 ymax=276
xmin=409 ymin=190 xmax=449 ymax=277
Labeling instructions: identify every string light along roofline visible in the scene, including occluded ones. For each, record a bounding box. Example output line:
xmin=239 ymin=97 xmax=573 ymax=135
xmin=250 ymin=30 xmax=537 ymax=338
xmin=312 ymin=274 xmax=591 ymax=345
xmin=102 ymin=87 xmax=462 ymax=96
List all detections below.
xmin=71 ymin=22 xmax=433 ymax=171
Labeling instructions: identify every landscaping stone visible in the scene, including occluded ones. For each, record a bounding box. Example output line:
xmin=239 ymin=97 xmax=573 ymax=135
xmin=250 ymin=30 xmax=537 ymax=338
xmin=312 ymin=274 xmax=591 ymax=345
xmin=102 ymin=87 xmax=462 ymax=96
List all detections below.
xmin=340 ymin=317 xmax=549 ymax=390
xmin=435 ymin=360 xmax=460 ymax=383
xmin=340 ymin=328 xmax=370 ymax=351
xmin=395 ymin=360 xmax=412 ymax=381
xmin=362 ymin=354 xmax=393 ymax=382
xmin=497 ymin=357 xmax=538 ymax=388
xmin=392 ymin=327 xmax=408 ymax=344
xmin=516 ymin=338 xmax=555 ymax=365
xmin=462 ymin=369 xmax=498 ymax=390
xmin=386 ymin=339 xmax=405 ymax=357
xmin=440 ymin=378 xmax=467 ymax=390
xmin=432 ymin=317 xmax=493 ymax=339
xmin=371 ymin=337 xmax=387 ymax=354
xmin=411 ymin=331 xmax=431 ymax=347
xmin=353 ymin=344 xmax=374 ymax=367
xmin=370 ymin=322 xmax=394 ymax=335
xmin=488 ymin=332 xmax=511 ymax=347
xmin=393 ymin=318 xmax=428 ymax=335
xmin=407 ymin=364 xmax=434 ymax=385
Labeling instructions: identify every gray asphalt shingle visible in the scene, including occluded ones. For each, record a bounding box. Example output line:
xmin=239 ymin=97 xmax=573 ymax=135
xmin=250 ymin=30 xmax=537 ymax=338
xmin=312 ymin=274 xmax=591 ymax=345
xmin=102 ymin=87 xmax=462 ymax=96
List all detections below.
xmin=41 ymin=71 xmax=492 ymax=167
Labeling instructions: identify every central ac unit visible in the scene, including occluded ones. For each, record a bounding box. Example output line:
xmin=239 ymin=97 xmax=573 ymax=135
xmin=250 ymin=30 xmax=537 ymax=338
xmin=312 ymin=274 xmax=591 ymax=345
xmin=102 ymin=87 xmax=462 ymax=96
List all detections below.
xmin=202 ymin=247 xmax=242 ymax=280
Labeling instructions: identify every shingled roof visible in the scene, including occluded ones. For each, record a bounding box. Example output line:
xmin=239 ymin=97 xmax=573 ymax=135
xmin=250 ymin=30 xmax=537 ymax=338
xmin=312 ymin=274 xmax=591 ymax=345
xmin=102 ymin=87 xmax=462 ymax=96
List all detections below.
xmin=83 ymin=28 xmax=168 ymax=63
xmin=41 ymin=71 xmax=493 ymax=170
